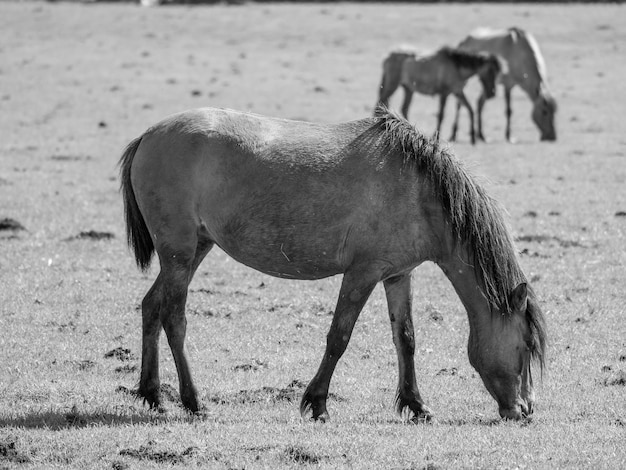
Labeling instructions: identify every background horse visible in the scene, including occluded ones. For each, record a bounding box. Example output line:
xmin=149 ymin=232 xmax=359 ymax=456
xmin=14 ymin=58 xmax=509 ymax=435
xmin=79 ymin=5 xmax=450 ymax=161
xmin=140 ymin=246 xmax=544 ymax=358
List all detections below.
xmin=376 ymin=46 xmax=500 ymax=144
xmin=451 ymin=27 xmax=557 ymax=142
xmin=120 ymin=107 xmax=546 ymax=422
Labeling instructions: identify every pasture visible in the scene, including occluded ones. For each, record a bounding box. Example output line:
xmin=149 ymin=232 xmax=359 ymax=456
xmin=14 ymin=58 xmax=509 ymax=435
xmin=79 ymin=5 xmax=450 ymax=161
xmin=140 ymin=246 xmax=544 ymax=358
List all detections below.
xmin=0 ymin=1 xmax=625 ymax=468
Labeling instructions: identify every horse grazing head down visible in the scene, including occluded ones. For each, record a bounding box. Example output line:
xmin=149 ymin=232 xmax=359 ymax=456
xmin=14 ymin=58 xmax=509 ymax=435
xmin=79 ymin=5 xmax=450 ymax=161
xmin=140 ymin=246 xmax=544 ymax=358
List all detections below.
xmin=465 ymin=282 xmax=547 ymax=420
xmin=532 ymin=92 xmax=557 ymax=141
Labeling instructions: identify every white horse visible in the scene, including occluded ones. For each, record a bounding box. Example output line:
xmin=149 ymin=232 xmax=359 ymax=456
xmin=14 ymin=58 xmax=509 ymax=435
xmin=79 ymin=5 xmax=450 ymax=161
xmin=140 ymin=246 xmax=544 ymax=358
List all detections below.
xmin=450 ymin=27 xmax=557 ymax=142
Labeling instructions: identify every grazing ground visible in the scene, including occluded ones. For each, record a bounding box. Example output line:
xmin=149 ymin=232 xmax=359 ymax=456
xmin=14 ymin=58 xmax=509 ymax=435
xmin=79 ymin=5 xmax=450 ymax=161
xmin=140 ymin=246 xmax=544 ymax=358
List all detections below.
xmin=1 ymin=2 xmax=625 ymax=468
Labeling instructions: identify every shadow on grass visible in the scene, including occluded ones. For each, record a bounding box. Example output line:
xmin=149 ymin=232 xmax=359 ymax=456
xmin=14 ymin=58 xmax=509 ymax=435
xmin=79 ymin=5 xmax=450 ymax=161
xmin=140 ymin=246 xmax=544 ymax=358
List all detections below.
xmin=0 ymin=380 xmax=321 ymax=430
xmin=0 ymin=384 xmax=188 ymax=430
xmin=0 ymin=409 xmax=171 ymax=430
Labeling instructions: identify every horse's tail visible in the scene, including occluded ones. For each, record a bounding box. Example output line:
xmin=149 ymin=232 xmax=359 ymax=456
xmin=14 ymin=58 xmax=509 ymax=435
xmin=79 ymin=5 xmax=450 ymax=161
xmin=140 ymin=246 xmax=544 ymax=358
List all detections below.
xmin=119 ymin=136 xmax=154 ymax=271
xmin=376 ymin=49 xmax=414 ymax=112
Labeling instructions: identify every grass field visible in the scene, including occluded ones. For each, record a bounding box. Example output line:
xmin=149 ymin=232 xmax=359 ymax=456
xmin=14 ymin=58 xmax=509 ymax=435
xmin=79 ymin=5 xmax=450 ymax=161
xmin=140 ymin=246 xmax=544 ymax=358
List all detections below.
xmin=1 ymin=1 xmax=625 ymax=468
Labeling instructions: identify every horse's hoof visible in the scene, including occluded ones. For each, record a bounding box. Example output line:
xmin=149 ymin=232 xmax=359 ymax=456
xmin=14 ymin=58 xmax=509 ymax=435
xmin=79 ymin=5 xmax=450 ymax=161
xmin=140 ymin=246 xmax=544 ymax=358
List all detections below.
xmin=181 ymin=397 xmax=200 ymax=414
xmin=310 ymin=411 xmax=330 ymax=423
xmin=135 ymin=387 xmax=162 ymax=411
xmin=402 ymin=405 xmax=433 ymax=424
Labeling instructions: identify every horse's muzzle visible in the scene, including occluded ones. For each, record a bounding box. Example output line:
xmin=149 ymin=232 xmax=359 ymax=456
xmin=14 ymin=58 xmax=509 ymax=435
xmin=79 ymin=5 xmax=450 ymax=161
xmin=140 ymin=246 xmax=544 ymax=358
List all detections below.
xmin=499 ymin=400 xmax=532 ymax=420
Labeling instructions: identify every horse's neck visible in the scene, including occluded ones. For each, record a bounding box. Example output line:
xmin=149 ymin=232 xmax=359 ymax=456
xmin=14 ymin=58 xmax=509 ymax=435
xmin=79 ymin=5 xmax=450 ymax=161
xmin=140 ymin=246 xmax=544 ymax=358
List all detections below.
xmin=513 ymin=58 xmax=549 ymax=101
xmin=508 ymin=33 xmax=551 ymax=101
xmin=437 ymin=244 xmax=491 ymax=333
xmin=458 ymin=65 xmax=480 ymax=82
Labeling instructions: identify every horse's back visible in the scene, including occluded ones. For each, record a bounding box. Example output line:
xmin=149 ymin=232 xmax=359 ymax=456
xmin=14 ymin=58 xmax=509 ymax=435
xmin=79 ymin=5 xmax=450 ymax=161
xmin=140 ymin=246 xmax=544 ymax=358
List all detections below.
xmin=458 ymin=27 xmax=547 ymax=91
xmin=131 ymin=108 xmax=370 ymax=194
xmin=399 ymin=48 xmax=460 ymax=95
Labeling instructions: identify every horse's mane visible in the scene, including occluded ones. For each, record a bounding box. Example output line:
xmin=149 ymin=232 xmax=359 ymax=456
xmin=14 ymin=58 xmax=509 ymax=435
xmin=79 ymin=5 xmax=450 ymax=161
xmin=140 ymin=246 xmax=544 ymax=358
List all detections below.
xmin=440 ymin=46 xmax=497 ymax=71
xmin=371 ymin=109 xmax=546 ymax=367
xmin=374 ymin=109 xmax=523 ymax=309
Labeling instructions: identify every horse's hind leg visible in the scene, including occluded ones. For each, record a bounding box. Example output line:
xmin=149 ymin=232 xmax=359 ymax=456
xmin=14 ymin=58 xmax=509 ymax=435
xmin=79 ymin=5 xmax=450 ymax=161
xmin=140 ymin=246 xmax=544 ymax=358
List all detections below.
xmin=383 ymin=274 xmax=432 ymax=423
xmin=300 ymin=267 xmax=379 ymax=422
xmin=141 ymin=224 xmax=214 ymax=413
xmin=163 ymin=229 xmax=215 ymax=412
xmin=137 ymin=272 xmax=165 ymax=410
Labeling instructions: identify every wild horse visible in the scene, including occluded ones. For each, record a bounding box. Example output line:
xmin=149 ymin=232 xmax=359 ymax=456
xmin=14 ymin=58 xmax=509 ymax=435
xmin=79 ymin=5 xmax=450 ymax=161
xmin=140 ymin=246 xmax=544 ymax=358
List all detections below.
xmin=451 ymin=27 xmax=557 ymax=142
xmin=120 ymin=107 xmax=546 ymax=422
xmin=376 ymin=46 xmax=501 ymax=144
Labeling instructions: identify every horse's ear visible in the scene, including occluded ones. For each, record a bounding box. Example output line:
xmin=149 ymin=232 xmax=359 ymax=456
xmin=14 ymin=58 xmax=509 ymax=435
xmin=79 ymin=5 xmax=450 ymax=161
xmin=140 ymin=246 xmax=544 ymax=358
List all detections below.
xmin=509 ymin=283 xmax=528 ymax=313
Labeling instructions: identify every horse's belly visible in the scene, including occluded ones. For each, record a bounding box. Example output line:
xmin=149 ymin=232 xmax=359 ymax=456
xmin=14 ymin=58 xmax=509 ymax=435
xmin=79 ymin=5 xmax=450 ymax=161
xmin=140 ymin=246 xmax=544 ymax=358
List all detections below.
xmin=217 ymin=238 xmax=345 ymax=280
xmin=210 ymin=218 xmax=349 ymax=281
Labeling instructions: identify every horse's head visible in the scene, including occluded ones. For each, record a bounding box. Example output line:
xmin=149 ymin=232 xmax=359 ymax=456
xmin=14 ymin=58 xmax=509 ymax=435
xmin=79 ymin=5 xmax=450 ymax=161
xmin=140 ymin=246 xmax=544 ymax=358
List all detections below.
xmin=468 ymin=283 xmax=546 ymax=420
xmin=477 ymin=54 xmax=501 ymax=99
xmin=532 ymin=93 xmax=557 ymax=141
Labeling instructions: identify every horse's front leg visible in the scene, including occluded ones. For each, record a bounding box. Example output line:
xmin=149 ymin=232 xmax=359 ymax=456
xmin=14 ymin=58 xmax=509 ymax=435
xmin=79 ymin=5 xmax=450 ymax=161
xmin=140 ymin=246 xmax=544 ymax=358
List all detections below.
xmin=436 ymin=93 xmax=449 ymax=138
xmin=300 ymin=268 xmax=379 ymax=422
xmin=384 ymin=274 xmax=433 ymax=423
xmin=476 ymin=93 xmax=488 ymax=142
xmin=449 ymin=99 xmax=462 ymax=142
xmin=456 ymin=91 xmax=475 ymax=145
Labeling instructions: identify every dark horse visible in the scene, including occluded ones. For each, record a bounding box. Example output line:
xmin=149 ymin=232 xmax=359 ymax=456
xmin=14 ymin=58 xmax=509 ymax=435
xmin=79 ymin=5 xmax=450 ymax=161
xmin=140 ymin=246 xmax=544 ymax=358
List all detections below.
xmin=376 ymin=46 xmax=501 ymax=144
xmin=120 ymin=107 xmax=546 ymax=422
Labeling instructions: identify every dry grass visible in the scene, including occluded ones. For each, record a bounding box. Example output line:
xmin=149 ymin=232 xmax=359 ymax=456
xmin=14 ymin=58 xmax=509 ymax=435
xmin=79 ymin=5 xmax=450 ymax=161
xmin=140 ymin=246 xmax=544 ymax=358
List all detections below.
xmin=0 ymin=2 xmax=625 ymax=468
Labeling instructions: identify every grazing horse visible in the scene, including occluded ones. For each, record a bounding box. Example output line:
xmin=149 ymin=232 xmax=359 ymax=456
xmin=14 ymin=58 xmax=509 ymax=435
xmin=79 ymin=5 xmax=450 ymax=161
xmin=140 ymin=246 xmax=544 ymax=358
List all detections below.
xmin=119 ymin=107 xmax=546 ymax=422
xmin=376 ymin=46 xmax=501 ymax=144
xmin=451 ymin=27 xmax=557 ymax=142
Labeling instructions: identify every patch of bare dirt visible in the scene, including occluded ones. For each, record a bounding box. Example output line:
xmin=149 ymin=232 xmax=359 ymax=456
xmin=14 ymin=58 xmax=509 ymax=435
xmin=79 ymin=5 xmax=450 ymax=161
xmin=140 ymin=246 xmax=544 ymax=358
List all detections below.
xmin=0 ymin=438 xmax=31 ymax=464
xmin=119 ymin=442 xmax=198 ymax=465
xmin=104 ymin=347 xmax=136 ymax=361
xmin=0 ymin=218 xmax=25 ymax=231
xmin=64 ymin=230 xmax=115 ymax=241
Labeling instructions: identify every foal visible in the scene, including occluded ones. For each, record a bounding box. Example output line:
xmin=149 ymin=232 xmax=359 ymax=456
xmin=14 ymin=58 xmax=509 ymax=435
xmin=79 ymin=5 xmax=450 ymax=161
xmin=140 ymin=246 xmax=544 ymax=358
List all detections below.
xmin=377 ymin=46 xmax=500 ymax=144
